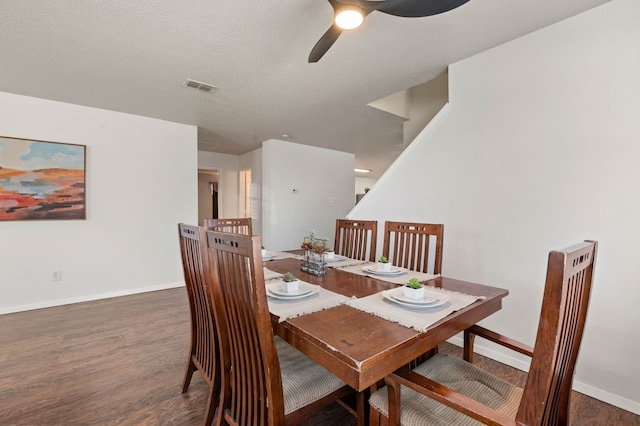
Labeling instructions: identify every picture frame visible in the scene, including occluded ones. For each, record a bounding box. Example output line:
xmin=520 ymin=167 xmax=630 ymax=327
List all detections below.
xmin=0 ymin=136 xmax=86 ymax=221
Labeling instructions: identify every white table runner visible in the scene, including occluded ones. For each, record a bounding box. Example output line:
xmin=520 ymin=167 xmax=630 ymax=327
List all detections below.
xmin=267 ymin=281 xmax=350 ymax=322
xmin=346 ymin=287 xmax=485 ymax=332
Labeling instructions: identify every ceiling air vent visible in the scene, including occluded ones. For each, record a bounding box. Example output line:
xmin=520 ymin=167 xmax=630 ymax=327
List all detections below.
xmin=184 ymin=79 xmax=216 ymax=93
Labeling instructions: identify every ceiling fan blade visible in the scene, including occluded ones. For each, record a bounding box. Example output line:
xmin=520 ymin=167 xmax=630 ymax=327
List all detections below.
xmin=309 ymin=0 xmax=377 ymax=62
xmin=377 ymin=0 xmax=471 ymax=17
xmin=308 ymin=24 xmax=344 ymax=63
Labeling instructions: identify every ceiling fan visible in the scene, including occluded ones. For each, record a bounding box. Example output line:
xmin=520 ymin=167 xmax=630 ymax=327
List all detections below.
xmin=309 ymin=0 xmax=471 ymax=63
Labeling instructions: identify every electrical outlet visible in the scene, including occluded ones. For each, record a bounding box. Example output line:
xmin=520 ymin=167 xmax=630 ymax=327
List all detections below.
xmin=51 ymin=270 xmax=62 ymax=281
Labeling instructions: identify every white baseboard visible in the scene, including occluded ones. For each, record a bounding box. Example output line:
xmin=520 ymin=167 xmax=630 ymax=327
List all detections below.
xmin=573 ymin=379 xmax=640 ymax=416
xmin=447 ymin=336 xmax=640 ymax=416
xmin=0 ymin=282 xmax=185 ymax=315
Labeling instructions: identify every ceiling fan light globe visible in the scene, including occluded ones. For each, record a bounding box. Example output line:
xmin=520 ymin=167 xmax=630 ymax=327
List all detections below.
xmin=335 ymin=7 xmax=364 ymax=30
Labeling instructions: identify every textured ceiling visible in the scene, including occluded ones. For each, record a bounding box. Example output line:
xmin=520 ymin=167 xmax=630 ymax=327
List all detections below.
xmin=1 ymin=0 xmax=611 ymax=178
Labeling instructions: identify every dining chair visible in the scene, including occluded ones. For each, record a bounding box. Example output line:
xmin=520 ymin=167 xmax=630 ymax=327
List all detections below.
xmin=369 ymin=240 xmax=598 ymax=426
xmin=382 ymin=221 xmax=444 ymax=274
xmin=204 ymin=230 xmax=354 ymax=425
xmin=204 ymin=217 xmax=253 ymax=235
xmin=178 ymin=224 xmax=220 ymax=426
xmin=334 ymin=219 xmax=378 ymax=262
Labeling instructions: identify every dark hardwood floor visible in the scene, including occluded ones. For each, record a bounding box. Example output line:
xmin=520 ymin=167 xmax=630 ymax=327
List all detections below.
xmin=0 ymin=288 xmax=637 ymax=425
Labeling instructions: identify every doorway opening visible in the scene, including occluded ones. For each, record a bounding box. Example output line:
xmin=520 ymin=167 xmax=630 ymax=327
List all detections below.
xmin=198 ymin=169 xmax=220 ymax=226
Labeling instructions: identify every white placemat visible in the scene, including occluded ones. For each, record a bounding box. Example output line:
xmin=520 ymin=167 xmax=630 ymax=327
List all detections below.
xmin=327 ymin=257 xmax=370 ymax=269
xmin=268 ymin=281 xmax=350 ymax=322
xmin=263 ymin=267 xmax=284 ymax=281
xmin=338 ymin=262 xmax=440 ymax=284
xmin=346 ymin=287 xmax=486 ymax=332
xmin=262 ymin=251 xmax=303 ymax=261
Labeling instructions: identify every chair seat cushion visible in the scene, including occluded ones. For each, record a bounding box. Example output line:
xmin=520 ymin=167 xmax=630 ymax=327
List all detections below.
xmin=276 ymin=337 xmax=347 ymax=415
xmin=369 ymin=353 xmax=523 ymax=426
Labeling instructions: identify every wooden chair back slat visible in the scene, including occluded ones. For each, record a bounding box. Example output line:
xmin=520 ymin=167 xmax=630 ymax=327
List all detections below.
xmin=383 ymin=221 xmax=444 ymax=274
xmin=177 ymin=224 xmax=219 ymax=425
xmin=334 ymin=219 xmax=377 ymax=262
xmin=204 ymin=217 xmax=253 ymax=235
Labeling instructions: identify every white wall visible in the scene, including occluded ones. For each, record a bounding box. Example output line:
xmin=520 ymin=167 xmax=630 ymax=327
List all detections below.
xmin=198 ymin=151 xmax=240 ymax=219
xmin=0 ymin=92 xmax=197 ymax=314
xmin=240 ymin=148 xmax=263 ymax=236
xmin=350 ymin=0 xmax=640 ymax=414
xmin=262 ymin=139 xmax=355 ymax=251
xmin=403 ymin=73 xmax=448 ymax=147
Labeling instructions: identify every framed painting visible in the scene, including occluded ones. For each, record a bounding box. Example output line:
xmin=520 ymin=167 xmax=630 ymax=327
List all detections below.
xmin=0 ymin=136 xmax=86 ymax=221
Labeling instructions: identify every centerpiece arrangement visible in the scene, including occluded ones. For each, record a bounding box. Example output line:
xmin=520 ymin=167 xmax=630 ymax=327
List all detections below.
xmin=300 ymin=229 xmax=329 ymax=276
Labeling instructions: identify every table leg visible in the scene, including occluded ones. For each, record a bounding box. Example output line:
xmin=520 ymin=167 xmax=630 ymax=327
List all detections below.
xmin=356 ymin=388 xmax=371 ymax=426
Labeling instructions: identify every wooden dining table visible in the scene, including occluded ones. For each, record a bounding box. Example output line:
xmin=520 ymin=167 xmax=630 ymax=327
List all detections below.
xmin=265 ymin=257 xmax=509 ymax=425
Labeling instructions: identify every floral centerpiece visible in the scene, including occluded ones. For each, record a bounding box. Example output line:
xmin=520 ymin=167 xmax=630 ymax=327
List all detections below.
xmin=301 ymin=229 xmax=329 ymax=276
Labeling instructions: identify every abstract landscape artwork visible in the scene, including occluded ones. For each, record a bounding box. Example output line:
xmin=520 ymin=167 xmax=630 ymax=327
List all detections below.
xmin=0 ymin=136 xmax=86 ymax=221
